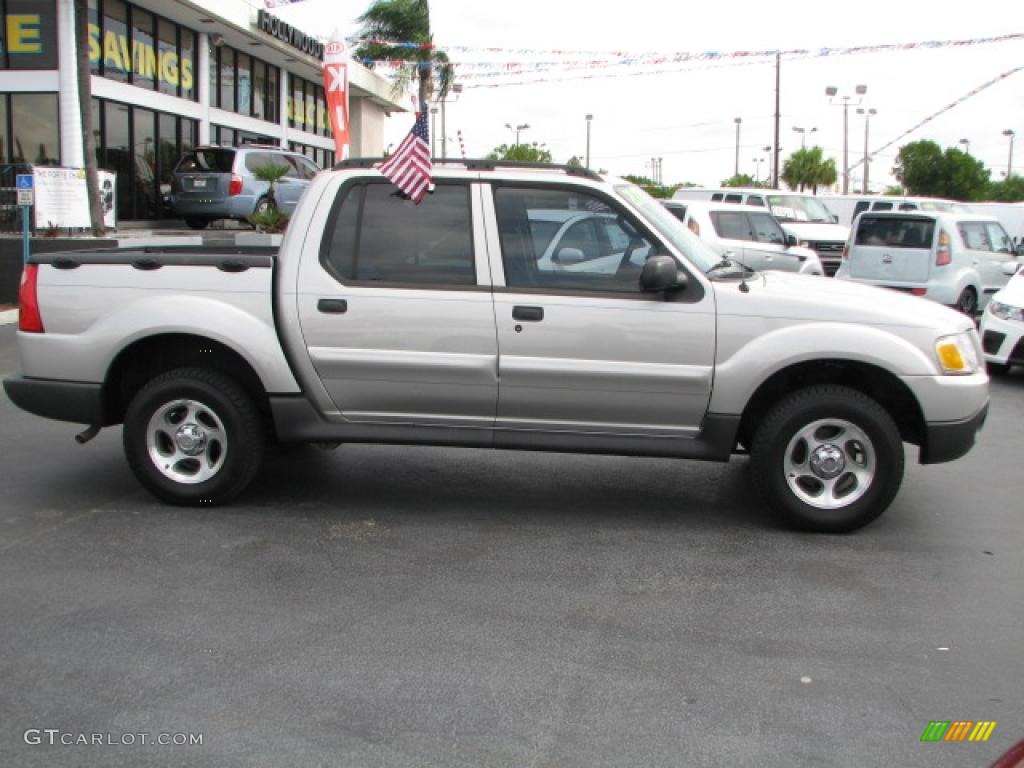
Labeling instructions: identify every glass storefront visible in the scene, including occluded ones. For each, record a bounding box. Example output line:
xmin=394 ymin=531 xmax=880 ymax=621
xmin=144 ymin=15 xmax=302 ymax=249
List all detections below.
xmin=0 ymin=0 xmax=59 ymax=70
xmin=289 ymin=142 xmax=334 ymax=171
xmin=93 ymin=97 xmax=197 ymax=220
xmin=210 ymin=44 xmax=281 ymax=123
xmin=287 ymin=75 xmax=331 ymax=138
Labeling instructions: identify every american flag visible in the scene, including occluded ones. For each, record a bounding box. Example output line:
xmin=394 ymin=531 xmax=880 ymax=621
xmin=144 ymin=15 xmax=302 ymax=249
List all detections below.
xmin=375 ymin=103 xmax=433 ymax=204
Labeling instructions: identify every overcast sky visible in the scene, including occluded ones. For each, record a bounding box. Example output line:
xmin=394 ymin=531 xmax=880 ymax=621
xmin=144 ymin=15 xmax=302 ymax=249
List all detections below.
xmin=273 ymin=0 xmax=1024 ymax=191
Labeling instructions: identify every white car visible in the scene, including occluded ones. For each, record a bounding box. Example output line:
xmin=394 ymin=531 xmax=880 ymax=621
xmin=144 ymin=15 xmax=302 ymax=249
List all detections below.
xmin=980 ymin=263 xmax=1024 ymax=374
xmin=529 ymin=209 xmax=651 ymax=274
xmin=665 ymin=201 xmax=824 ymax=275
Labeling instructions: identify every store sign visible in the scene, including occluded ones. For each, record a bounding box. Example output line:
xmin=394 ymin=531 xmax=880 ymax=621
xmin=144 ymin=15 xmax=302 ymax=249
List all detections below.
xmin=87 ymin=24 xmax=195 ymax=91
xmin=257 ymin=10 xmax=323 ymax=59
xmin=31 ymin=168 xmax=117 ymax=229
xmin=0 ymin=0 xmax=58 ymax=69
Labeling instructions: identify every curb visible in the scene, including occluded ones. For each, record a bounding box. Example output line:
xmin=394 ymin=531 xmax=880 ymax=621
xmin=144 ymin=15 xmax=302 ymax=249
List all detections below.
xmin=0 ymin=308 xmax=19 ymax=326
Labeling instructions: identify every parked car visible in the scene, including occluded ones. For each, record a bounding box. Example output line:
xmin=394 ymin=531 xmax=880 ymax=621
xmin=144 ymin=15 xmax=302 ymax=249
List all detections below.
xmin=529 ymin=209 xmax=651 ymax=275
xmin=823 ymin=195 xmax=964 ymax=227
xmin=169 ymin=144 xmax=321 ymax=229
xmin=980 ymin=262 xmax=1024 ymax=374
xmin=672 ymin=187 xmax=849 ymax=275
xmin=835 ymin=211 xmax=1022 ymax=315
xmin=4 ymin=162 xmax=989 ymax=533
xmin=665 ymin=200 xmax=823 ymax=275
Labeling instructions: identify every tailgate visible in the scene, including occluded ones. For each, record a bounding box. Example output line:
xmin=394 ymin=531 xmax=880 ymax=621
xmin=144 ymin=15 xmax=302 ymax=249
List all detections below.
xmin=178 ymin=172 xmax=230 ymax=200
xmin=850 ymin=215 xmax=935 ymax=283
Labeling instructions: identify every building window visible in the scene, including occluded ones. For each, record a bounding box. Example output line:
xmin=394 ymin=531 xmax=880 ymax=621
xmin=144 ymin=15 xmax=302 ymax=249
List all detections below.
xmin=101 ymin=0 xmax=130 ymax=82
xmin=156 ymin=18 xmax=177 ymax=96
xmin=219 ymin=47 xmax=235 ymax=113
xmin=7 ymin=93 xmax=59 ymax=165
xmin=208 ymin=44 xmax=278 ymax=122
xmin=236 ymin=53 xmax=252 ymax=117
xmin=130 ymin=7 xmax=155 ymax=89
xmin=266 ymin=65 xmax=279 ymax=123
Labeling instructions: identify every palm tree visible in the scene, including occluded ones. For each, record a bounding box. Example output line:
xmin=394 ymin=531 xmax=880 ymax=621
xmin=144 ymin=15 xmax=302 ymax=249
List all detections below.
xmin=354 ymin=0 xmax=453 ymax=105
xmin=782 ymin=147 xmax=838 ymax=195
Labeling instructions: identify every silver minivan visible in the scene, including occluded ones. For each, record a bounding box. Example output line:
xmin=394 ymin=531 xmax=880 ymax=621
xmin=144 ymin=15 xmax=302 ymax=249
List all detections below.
xmin=170 ymin=144 xmax=321 ymax=229
xmin=835 ymin=211 xmax=1022 ymax=314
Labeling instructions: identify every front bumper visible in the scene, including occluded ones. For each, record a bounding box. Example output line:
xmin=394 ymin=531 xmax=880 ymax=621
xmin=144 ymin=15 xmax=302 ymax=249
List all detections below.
xmin=920 ymin=402 xmax=989 ymax=464
xmin=3 ymin=376 xmax=106 ymax=425
xmin=980 ymin=311 xmax=1024 ymax=365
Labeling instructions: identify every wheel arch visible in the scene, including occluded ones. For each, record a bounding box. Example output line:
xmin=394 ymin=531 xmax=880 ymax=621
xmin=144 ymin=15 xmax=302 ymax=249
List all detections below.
xmin=735 ymin=359 xmax=926 ymax=451
xmin=102 ymin=334 xmax=270 ymax=427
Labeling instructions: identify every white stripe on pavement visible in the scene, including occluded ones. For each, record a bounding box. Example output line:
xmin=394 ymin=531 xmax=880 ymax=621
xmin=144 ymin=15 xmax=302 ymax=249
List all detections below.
xmin=0 ymin=309 xmax=19 ymax=326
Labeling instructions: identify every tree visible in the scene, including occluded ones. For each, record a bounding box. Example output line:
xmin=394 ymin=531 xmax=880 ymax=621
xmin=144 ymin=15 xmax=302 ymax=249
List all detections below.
xmin=622 ymin=174 xmax=675 ymax=199
xmin=781 ymin=147 xmax=837 ymax=194
xmin=74 ymin=0 xmax=104 ymax=236
xmin=355 ymin=0 xmax=452 ymax=106
xmin=486 ymin=143 xmax=552 ymax=163
xmin=566 ymin=156 xmax=583 ymax=168
xmin=988 ymin=175 xmax=1024 ymax=202
xmin=721 ymin=173 xmax=764 ymax=189
xmin=893 ymin=140 xmax=990 ymax=201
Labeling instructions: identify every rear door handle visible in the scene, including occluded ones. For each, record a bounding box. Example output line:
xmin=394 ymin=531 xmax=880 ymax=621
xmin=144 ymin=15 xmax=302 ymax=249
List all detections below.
xmin=317 ymin=299 xmax=348 ymax=314
xmin=512 ymin=306 xmax=544 ymax=322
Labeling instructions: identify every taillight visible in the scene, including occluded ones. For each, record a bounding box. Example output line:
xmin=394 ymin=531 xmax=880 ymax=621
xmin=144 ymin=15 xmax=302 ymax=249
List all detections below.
xmin=228 ymin=174 xmax=243 ymax=196
xmin=18 ymin=264 xmax=44 ymax=333
xmin=936 ymin=230 xmax=952 ymax=266
xmin=842 ymin=244 xmax=849 ymax=260
xmin=911 ymin=288 xmax=927 ymax=296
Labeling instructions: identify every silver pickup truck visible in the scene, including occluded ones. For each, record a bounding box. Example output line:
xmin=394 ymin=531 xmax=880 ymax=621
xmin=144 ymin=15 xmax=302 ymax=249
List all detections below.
xmin=4 ymin=161 xmax=990 ymax=532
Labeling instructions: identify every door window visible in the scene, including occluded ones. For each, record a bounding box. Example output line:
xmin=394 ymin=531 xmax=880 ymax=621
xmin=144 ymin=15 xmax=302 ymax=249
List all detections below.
xmin=494 ymin=187 xmax=654 ymax=293
xmin=724 ymin=194 xmax=743 ymax=204
xmin=985 ymin=223 xmax=1013 ymax=254
xmin=710 ymin=211 xmax=754 ymax=241
xmin=748 ymin=213 xmax=786 ymax=244
xmin=958 ymin=222 xmax=992 ymax=251
xmin=323 ymin=183 xmax=476 ymax=286
xmin=747 ymin=196 xmax=765 ymax=207
xmin=871 ymin=201 xmax=893 ymax=211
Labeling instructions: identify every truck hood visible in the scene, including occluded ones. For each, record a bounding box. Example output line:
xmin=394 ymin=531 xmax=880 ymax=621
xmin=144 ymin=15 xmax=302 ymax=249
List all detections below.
xmin=714 ymin=271 xmax=974 ymax=335
xmin=778 ymin=221 xmax=849 ymax=242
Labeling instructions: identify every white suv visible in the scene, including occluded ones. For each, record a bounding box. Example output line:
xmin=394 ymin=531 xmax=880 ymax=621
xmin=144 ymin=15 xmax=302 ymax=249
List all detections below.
xmin=836 ymin=211 xmax=1022 ymax=315
xmin=665 ymin=201 xmax=823 ymax=275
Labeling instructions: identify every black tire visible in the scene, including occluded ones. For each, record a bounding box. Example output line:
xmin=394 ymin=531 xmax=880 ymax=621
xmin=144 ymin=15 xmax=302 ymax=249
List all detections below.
xmin=123 ymin=368 xmax=264 ymax=505
xmin=184 ymin=217 xmax=210 ymax=230
xmin=986 ymin=361 xmax=1011 ymax=376
xmin=750 ymin=385 xmax=904 ymax=533
xmin=955 ymin=287 xmax=977 ymax=317
xmin=253 ymin=197 xmax=274 ymax=215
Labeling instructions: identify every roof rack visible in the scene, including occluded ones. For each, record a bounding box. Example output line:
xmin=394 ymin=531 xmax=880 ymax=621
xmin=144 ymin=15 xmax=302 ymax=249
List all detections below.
xmin=332 ymin=157 xmax=603 ymax=181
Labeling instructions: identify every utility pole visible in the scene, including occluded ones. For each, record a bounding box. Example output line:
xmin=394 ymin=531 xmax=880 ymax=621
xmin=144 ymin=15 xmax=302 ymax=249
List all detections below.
xmin=734 ymin=117 xmax=742 ymax=177
xmin=585 ymin=114 xmax=593 ymax=169
xmin=857 ymin=107 xmax=876 ymax=194
xmin=773 ymin=52 xmax=781 ymax=188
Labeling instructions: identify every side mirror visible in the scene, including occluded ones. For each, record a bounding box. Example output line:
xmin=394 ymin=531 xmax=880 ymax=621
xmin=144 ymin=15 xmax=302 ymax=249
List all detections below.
xmin=640 ymin=254 xmax=688 ymax=293
xmin=1001 ymin=261 xmax=1021 ymax=277
xmin=786 ymin=234 xmax=798 ymax=247
xmin=553 ymin=247 xmax=584 ymax=266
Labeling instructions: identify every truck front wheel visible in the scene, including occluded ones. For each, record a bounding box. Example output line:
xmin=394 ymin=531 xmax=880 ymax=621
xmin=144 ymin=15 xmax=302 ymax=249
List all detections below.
xmin=750 ymin=386 xmax=904 ymax=533
xmin=123 ymin=368 xmax=264 ymax=505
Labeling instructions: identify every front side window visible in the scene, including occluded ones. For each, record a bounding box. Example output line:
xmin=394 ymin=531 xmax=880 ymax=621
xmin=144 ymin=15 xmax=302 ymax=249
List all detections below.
xmin=495 ymin=187 xmax=653 ymax=293
xmin=324 ymin=183 xmax=475 ymax=286
xmin=749 ymin=213 xmax=786 ymax=244
xmin=710 ymin=211 xmax=753 ymax=241
xmin=985 ymin=223 xmax=1013 ymax=254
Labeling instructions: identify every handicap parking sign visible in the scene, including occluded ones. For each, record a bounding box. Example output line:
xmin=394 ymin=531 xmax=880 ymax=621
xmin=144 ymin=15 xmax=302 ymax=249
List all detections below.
xmin=16 ymin=174 xmax=33 ymax=190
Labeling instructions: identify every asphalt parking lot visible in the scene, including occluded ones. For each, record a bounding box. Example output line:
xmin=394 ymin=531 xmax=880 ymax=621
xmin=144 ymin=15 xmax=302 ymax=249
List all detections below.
xmin=0 ymin=322 xmax=1021 ymax=768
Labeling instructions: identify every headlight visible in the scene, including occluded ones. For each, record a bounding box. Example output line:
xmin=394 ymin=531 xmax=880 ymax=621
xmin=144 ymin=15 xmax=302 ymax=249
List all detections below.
xmin=935 ymin=332 xmax=981 ymax=375
xmin=799 ymin=240 xmax=811 ymax=248
xmin=989 ymin=300 xmax=1024 ymax=322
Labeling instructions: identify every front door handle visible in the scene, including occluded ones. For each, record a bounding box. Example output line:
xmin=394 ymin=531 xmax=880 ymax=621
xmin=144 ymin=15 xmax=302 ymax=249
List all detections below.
xmin=512 ymin=305 xmax=544 ymax=322
xmin=317 ymin=299 xmax=348 ymax=314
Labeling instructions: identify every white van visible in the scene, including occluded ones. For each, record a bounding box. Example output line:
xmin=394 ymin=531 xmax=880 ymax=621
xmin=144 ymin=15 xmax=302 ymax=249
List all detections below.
xmin=823 ymin=195 xmax=965 ymax=228
xmin=673 ymin=187 xmax=849 ymax=275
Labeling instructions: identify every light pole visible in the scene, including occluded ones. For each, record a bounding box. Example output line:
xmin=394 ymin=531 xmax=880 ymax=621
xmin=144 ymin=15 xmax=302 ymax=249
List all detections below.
xmin=585 ymin=114 xmax=593 ymax=169
xmin=763 ymin=145 xmax=774 ymax=187
xmin=430 ymin=108 xmax=439 ymax=157
xmin=733 ymin=117 xmax=742 ymax=177
xmin=856 ymin=107 xmax=876 ymax=194
xmin=504 ymin=122 xmax=529 ymax=147
xmin=1004 ymin=129 xmax=1016 ymax=177
xmin=793 ymin=125 xmax=817 ymax=149
xmin=437 ymin=83 xmax=462 ymax=161
xmin=826 ymin=84 xmax=867 ymax=194
xmin=753 ymin=157 xmax=765 ymax=184
xmin=958 ymin=138 xmax=970 ymax=156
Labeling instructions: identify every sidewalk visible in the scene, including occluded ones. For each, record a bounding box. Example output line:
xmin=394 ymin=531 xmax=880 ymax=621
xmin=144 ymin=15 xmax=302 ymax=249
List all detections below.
xmin=0 ymin=307 xmax=16 ymax=326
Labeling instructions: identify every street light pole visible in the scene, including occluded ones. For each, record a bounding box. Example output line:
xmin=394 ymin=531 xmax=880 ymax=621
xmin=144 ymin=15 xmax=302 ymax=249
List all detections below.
xmin=505 ymin=122 xmax=530 ymax=147
xmin=793 ymin=126 xmax=817 ymax=149
xmin=1004 ymin=129 xmax=1016 ymax=177
xmin=585 ymin=114 xmax=593 ymax=169
xmin=733 ymin=117 xmax=742 ymax=177
xmin=826 ymin=84 xmax=867 ymax=194
xmin=959 ymin=138 xmax=970 ymax=156
xmin=857 ymin=107 xmax=876 ymax=194
xmin=430 ymin=108 xmax=439 ymax=157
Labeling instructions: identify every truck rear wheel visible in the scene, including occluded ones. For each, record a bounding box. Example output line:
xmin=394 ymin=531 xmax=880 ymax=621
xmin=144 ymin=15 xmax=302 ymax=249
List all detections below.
xmin=750 ymin=385 xmax=904 ymax=532
xmin=123 ymin=368 xmax=264 ymax=505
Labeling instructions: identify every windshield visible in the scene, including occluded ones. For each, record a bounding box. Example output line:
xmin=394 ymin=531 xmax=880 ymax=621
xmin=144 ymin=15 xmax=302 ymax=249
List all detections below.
xmin=615 ymin=184 xmax=719 ymax=273
xmin=766 ymin=194 xmax=835 ymax=223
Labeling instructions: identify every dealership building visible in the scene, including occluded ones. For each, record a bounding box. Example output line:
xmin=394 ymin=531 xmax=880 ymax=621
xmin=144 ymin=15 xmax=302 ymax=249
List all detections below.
xmin=0 ymin=0 xmax=405 ymax=220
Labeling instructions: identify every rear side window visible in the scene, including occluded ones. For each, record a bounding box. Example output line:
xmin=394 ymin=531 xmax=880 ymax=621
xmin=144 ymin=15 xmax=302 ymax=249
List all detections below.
xmin=710 ymin=193 xmax=724 ymax=202
xmin=323 ymin=183 xmax=475 ymax=286
xmin=662 ymin=205 xmax=687 ymax=222
xmin=855 ymin=217 xmax=935 ymax=248
xmin=871 ymin=202 xmax=893 ymax=211
xmin=710 ymin=211 xmax=753 ymax=241
xmin=853 ymin=201 xmax=870 ymax=217
xmin=724 ymin=194 xmax=743 ymax=204
xmin=176 ymin=149 xmax=235 ymax=173
xmin=958 ymin=222 xmax=992 ymax=251
xmin=747 ymin=196 xmax=765 ymax=207
xmin=243 ymin=152 xmax=288 ymax=174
